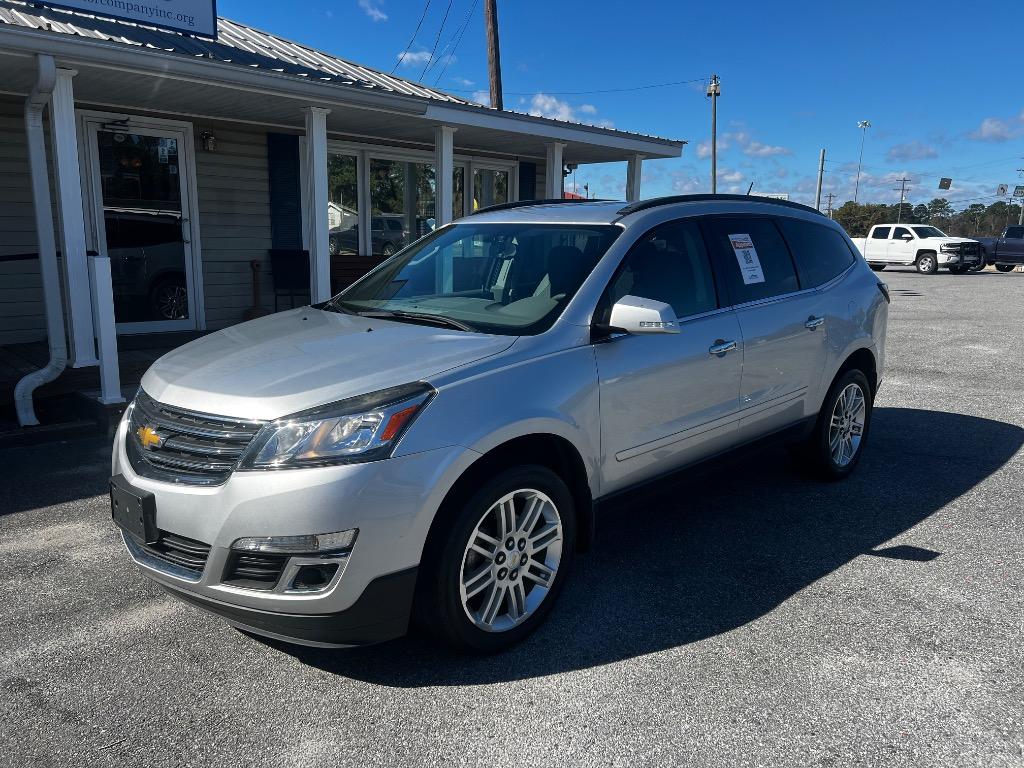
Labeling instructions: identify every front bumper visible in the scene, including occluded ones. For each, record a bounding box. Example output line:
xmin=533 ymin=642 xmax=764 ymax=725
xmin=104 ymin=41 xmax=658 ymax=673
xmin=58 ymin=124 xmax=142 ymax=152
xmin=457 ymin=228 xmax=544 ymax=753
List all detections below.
xmin=938 ymin=247 xmax=982 ymax=267
xmin=112 ymin=413 xmax=478 ymax=645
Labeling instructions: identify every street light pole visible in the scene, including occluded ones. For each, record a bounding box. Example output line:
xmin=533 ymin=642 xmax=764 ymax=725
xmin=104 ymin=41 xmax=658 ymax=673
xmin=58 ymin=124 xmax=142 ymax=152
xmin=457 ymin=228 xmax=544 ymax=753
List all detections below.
xmin=854 ymin=120 xmax=871 ymax=204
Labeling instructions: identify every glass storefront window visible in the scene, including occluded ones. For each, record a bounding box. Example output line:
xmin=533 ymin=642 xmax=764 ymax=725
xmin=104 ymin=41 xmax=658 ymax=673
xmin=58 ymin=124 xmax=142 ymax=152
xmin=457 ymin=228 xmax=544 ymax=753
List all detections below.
xmin=369 ymin=159 xmax=436 ymax=256
xmin=473 ymin=168 xmax=509 ymax=212
xmin=328 ymin=154 xmax=359 ymax=256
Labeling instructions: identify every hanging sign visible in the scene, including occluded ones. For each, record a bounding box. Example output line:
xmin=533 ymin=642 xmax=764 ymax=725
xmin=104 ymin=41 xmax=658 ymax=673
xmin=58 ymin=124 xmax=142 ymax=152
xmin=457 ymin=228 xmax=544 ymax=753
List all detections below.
xmin=40 ymin=0 xmax=217 ymax=38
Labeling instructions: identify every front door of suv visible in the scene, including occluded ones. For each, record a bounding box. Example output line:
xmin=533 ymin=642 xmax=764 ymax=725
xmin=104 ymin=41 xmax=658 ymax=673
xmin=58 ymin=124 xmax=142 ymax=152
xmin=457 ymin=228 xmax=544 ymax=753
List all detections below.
xmin=702 ymin=215 xmax=830 ymax=441
xmin=594 ymin=219 xmax=743 ymax=494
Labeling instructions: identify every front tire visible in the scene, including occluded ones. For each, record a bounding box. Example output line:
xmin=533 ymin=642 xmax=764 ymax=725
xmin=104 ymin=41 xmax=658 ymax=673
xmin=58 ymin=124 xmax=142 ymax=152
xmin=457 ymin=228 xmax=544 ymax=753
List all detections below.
xmin=949 ymin=264 xmax=967 ymax=275
xmin=916 ymin=252 xmax=938 ymax=274
xmin=798 ymin=369 xmax=873 ymax=481
xmin=996 ymin=264 xmax=1016 ymax=273
xmin=416 ymin=466 xmax=576 ymax=653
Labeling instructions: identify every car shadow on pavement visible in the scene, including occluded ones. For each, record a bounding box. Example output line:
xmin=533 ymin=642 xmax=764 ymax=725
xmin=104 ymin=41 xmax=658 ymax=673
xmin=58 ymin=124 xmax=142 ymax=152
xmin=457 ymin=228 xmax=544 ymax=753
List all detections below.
xmin=266 ymin=406 xmax=1024 ymax=685
xmin=0 ymin=437 xmax=112 ymax=518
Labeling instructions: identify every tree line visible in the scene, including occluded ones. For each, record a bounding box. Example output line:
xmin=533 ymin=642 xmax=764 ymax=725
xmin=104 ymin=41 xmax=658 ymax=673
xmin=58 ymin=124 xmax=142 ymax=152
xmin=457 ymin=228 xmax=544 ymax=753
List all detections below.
xmin=832 ymin=199 xmax=1023 ymax=238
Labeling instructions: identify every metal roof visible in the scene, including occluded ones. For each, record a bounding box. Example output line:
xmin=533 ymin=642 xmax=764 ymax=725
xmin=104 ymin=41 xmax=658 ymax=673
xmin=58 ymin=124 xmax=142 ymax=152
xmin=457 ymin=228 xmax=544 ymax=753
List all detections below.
xmin=0 ymin=0 xmax=473 ymax=104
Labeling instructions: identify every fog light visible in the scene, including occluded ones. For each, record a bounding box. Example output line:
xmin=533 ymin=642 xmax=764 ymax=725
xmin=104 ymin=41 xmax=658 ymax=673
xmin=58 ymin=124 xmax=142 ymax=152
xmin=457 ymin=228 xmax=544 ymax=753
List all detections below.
xmin=291 ymin=563 xmax=340 ymax=592
xmin=232 ymin=528 xmax=357 ymax=554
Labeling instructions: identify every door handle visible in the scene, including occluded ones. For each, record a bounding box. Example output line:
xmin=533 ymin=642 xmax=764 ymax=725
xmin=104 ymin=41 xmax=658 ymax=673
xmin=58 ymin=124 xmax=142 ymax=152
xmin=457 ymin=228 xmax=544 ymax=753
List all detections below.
xmin=708 ymin=339 xmax=737 ymax=357
xmin=805 ymin=316 xmax=825 ymax=330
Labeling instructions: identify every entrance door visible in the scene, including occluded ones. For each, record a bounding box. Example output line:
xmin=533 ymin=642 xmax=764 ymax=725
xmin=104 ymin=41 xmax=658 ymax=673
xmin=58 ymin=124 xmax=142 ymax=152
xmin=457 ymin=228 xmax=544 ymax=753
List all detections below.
xmin=83 ymin=120 xmax=199 ymax=333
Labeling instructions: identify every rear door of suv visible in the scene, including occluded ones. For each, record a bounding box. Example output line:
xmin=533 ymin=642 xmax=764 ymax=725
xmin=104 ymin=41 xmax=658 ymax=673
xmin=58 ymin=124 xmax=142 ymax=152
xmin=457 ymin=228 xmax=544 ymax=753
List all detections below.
xmin=701 ymin=214 xmax=843 ymax=440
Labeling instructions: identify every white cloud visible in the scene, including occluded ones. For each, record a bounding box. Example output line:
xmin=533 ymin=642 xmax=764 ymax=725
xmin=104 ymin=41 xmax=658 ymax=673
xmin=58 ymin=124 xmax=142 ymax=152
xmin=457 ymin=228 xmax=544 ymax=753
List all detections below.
xmin=395 ymin=50 xmax=432 ymax=67
xmin=743 ymin=141 xmax=791 ymax=157
xmin=717 ymin=168 xmax=744 ymax=183
xmin=526 ymin=93 xmax=611 ymax=127
xmin=452 ymin=77 xmax=475 ymax=87
xmin=471 ymin=90 xmax=491 ymax=107
xmin=886 ymin=140 xmax=938 ymax=162
xmin=969 ymin=114 xmax=1023 ymax=142
xmin=358 ymin=0 xmax=387 ymax=22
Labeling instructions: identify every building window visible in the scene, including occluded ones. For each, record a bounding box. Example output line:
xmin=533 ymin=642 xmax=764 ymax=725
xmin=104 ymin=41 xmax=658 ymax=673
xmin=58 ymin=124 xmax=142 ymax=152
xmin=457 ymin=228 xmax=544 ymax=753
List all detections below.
xmin=369 ymin=158 xmax=436 ymax=256
xmin=327 ymin=153 xmax=359 ymax=256
xmin=473 ymin=167 xmax=509 ymax=211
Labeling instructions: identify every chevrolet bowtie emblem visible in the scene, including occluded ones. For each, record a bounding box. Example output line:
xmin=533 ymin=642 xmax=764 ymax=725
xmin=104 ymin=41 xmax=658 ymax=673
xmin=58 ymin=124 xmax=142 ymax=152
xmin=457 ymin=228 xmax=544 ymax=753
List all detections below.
xmin=136 ymin=425 xmax=164 ymax=450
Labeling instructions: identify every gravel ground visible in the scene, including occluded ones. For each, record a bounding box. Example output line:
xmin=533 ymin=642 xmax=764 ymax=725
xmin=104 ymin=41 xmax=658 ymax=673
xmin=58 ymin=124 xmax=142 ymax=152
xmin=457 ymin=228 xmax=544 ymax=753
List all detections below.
xmin=1 ymin=268 xmax=1022 ymax=768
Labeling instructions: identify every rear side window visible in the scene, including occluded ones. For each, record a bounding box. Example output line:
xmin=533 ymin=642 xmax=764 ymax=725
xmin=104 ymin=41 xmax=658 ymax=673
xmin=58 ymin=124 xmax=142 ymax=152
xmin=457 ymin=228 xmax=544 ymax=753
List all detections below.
xmin=872 ymin=227 xmax=890 ymax=239
xmin=703 ymin=217 xmax=798 ymax=303
xmin=1006 ymin=226 xmax=1024 ymax=239
xmin=598 ymin=219 xmax=717 ymax=321
xmin=778 ymin=218 xmax=856 ymax=288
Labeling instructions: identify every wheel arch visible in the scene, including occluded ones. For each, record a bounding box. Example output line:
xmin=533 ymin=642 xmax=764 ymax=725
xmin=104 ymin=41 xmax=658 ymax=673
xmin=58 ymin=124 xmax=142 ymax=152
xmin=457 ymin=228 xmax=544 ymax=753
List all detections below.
xmin=423 ymin=433 xmax=596 ymax=560
xmin=832 ymin=345 xmax=878 ymax=397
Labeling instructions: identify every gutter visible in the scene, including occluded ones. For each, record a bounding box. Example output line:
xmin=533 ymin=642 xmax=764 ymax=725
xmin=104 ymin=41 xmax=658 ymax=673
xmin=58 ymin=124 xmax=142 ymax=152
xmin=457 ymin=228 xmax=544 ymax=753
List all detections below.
xmin=15 ymin=52 xmax=66 ymax=426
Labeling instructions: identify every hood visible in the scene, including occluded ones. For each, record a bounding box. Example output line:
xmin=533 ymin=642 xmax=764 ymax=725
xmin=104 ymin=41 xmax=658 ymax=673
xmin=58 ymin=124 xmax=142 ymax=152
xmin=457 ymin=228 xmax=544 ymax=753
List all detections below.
xmin=141 ymin=308 xmax=516 ymax=420
xmin=925 ymin=236 xmax=977 ymax=244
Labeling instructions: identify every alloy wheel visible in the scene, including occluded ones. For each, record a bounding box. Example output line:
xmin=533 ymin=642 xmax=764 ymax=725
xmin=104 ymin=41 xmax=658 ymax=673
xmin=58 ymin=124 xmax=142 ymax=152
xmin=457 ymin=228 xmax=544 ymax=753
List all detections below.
xmin=829 ymin=383 xmax=866 ymax=467
xmin=155 ymin=284 xmax=188 ymax=320
xmin=459 ymin=488 xmax=563 ymax=633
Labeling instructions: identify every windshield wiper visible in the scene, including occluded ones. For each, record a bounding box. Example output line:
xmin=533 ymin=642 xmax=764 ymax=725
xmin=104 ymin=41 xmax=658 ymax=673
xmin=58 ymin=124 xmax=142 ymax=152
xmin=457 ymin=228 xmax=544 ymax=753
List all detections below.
xmin=357 ymin=309 xmax=476 ymax=332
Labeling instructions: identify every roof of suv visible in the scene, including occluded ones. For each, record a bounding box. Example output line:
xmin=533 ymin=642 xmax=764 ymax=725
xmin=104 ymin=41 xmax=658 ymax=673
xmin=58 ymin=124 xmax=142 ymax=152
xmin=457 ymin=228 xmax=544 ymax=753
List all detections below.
xmin=467 ymin=195 xmax=824 ymax=225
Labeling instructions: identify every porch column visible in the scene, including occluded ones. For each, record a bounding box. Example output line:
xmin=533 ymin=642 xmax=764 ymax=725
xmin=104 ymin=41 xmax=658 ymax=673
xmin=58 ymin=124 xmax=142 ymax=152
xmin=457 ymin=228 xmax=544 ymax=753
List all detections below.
xmin=51 ymin=68 xmax=98 ymax=366
xmin=303 ymin=106 xmax=331 ymax=302
xmin=626 ymin=154 xmax=645 ymax=202
xmin=434 ymin=125 xmax=456 ymax=226
xmin=545 ymin=142 xmax=565 ymax=199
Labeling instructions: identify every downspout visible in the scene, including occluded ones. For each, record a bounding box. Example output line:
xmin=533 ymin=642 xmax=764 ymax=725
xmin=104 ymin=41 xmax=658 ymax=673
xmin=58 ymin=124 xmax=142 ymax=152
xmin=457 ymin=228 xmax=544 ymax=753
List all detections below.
xmin=15 ymin=54 xmax=66 ymax=427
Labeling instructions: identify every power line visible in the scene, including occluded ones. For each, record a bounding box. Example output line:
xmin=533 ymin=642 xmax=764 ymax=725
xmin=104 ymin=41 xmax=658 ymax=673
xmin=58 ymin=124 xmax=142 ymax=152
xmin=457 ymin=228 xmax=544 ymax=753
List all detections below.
xmin=433 ymin=0 xmax=479 ymax=85
xmin=442 ymin=76 xmax=709 ymax=96
xmin=420 ymin=0 xmax=454 ymax=81
xmin=390 ymin=0 xmax=433 ymax=75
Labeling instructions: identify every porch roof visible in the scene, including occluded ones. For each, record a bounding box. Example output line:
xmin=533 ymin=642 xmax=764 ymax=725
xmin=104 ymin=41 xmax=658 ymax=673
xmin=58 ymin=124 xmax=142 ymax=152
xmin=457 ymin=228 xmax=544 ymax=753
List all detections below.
xmin=0 ymin=0 xmax=685 ymax=163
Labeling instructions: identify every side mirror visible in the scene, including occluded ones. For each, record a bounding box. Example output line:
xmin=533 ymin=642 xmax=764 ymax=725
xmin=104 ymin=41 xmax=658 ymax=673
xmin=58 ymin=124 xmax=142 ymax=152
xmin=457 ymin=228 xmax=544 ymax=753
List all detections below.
xmin=608 ymin=295 xmax=679 ymax=334
xmin=901 ymin=234 xmax=914 ymax=241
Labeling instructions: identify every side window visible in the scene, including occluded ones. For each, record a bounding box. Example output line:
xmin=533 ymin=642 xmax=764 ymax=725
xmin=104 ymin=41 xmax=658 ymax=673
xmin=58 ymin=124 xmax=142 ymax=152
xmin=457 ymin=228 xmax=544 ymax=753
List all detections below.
xmin=598 ymin=220 xmax=717 ymax=322
xmin=703 ymin=216 xmax=798 ymax=303
xmin=1005 ymin=226 xmax=1023 ymax=239
xmin=871 ymin=227 xmax=890 ymax=240
xmin=778 ymin=218 xmax=856 ymax=288
xmin=891 ymin=226 xmax=911 ymax=240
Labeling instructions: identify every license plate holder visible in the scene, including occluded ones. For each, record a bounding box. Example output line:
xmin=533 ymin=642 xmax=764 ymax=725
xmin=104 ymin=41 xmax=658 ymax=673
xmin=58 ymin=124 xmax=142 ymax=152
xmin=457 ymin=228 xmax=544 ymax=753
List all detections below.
xmin=110 ymin=474 xmax=158 ymax=544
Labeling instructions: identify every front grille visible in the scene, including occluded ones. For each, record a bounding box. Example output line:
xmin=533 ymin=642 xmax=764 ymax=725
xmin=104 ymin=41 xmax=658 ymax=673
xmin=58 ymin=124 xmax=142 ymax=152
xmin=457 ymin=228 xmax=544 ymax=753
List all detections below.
xmin=223 ymin=552 xmax=288 ymax=590
xmin=139 ymin=530 xmax=212 ymax=575
xmin=127 ymin=390 xmax=266 ymax=485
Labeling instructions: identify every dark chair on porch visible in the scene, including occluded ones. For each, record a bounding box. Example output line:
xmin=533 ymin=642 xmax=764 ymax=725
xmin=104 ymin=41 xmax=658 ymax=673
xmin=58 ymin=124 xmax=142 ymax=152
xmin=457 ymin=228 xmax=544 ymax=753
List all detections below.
xmin=268 ymin=249 xmax=310 ymax=311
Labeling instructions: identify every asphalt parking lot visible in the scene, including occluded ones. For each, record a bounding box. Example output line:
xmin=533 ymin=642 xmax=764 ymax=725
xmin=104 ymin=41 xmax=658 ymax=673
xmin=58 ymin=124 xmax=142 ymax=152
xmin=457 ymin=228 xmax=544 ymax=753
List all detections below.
xmin=1 ymin=268 xmax=1022 ymax=768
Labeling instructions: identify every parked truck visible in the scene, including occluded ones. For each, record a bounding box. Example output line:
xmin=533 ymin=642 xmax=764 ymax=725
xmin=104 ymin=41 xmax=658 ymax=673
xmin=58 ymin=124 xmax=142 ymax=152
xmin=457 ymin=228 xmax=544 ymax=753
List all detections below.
xmin=975 ymin=225 xmax=1024 ymax=272
xmin=851 ymin=224 xmax=982 ymax=274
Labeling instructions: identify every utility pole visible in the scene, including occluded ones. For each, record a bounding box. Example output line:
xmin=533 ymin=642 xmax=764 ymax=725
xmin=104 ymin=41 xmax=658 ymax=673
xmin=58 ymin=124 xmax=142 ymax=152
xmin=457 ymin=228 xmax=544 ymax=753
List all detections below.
xmin=854 ymin=120 xmax=870 ymax=204
xmin=825 ymin=192 xmax=836 ymax=219
xmin=484 ymin=0 xmax=503 ymax=110
xmin=815 ymin=148 xmax=826 ymax=210
xmin=893 ymin=177 xmax=910 ymax=223
xmin=707 ymin=74 xmax=720 ymax=193
xmin=1017 ymin=168 xmax=1024 ymax=225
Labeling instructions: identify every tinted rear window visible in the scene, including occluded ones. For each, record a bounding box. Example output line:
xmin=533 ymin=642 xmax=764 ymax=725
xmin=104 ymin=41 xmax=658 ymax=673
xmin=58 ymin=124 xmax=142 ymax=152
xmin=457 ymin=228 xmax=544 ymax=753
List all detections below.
xmin=703 ymin=217 xmax=798 ymax=303
xmin=871 ymin=227 xmax=890 ymax=239
xmin=1006 ymin=226 xmax=1024 ymax=239
xmin=778 ymin=219 xmax=856 ymax=288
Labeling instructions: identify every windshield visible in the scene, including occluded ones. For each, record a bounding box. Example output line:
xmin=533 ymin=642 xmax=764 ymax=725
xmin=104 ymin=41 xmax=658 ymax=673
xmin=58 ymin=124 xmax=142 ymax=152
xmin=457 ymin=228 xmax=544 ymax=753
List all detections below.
xmin=912 ymin=226 xmax=947 ymax=238
xmin=331 ymin=222 xmax=621 ymax=335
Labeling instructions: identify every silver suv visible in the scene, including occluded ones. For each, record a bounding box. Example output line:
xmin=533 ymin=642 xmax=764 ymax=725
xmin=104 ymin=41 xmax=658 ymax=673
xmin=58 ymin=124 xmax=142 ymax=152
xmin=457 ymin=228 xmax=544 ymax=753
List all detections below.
xmin=111 ymin=195 xmax=889 ymax=652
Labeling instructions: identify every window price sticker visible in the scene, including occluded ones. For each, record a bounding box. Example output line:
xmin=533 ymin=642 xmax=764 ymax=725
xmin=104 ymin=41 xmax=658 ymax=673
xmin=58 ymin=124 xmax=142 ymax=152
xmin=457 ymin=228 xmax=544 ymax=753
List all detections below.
xmin=728 ymin=234 xmax=765 ymax=284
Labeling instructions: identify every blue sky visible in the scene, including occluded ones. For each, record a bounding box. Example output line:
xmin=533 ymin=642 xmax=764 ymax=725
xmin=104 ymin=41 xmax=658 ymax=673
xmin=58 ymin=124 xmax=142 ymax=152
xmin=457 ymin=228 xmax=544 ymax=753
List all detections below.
xmin=219 ymin=0 xmax=1024 ymax=209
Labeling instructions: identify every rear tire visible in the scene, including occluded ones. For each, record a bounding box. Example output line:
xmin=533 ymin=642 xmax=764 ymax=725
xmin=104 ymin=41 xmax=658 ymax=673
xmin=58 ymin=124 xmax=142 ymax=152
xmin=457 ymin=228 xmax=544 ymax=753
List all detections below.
xmin=796 ymin=369 xmax=873 ymax=481
xmin=996 ymin=264 xmax=1016 ymax=273
xmin=916 ymin=252 xmax=938 ymax=274
xmin=415 ymin=465 xmax=576 ymax=653
xmin=868 ymin=263 xmax=886 ymax=272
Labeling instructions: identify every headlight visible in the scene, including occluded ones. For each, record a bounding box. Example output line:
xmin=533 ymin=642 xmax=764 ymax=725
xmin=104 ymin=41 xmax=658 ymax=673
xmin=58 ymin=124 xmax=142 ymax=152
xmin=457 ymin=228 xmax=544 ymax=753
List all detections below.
xmin=239 ymin=382 xmax=433 ymax=469
xmin=940 ymin=243 xmax=960 ymax=252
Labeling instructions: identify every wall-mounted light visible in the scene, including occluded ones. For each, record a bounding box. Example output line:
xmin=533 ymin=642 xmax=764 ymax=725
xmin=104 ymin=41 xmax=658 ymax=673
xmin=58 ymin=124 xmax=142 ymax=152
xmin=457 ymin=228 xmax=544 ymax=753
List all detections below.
xmin=199 ymin=131 xmax=218 ymax=152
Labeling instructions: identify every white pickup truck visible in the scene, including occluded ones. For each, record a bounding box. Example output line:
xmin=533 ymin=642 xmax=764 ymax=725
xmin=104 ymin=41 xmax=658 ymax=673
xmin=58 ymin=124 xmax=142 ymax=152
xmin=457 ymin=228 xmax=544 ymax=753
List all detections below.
xmin=851 ymin=224 xmax=983 ymax=274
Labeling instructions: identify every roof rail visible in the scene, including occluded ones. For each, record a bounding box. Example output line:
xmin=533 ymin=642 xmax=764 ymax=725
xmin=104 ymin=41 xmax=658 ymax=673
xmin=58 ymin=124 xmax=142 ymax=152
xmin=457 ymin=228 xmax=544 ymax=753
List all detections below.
xmin=616 ymin=194 xmax=824 ymax=218
xmin=471 ymin=198 xmax=613 ymax=216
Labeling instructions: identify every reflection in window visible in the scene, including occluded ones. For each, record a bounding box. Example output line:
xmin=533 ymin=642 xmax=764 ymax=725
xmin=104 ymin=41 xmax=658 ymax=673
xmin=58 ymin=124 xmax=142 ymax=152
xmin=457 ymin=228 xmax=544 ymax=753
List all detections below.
xmin=473 ymin=168 xmax=509 ymax=211
xmin=369 ymin=159 xmax=436 ymax=256
xmin=453 ymin=166 xmax=465 ymax=221
xmin=328 ymin=154 xmax=359 ymax=256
